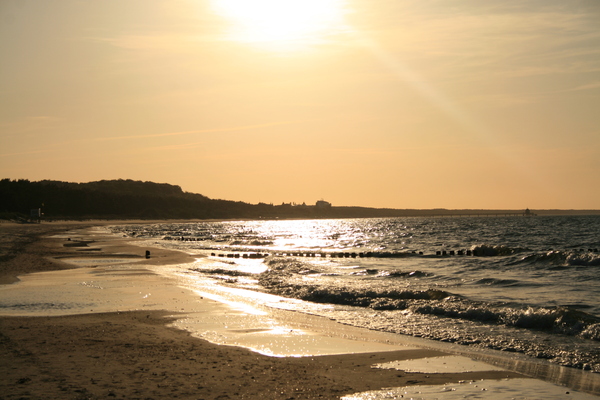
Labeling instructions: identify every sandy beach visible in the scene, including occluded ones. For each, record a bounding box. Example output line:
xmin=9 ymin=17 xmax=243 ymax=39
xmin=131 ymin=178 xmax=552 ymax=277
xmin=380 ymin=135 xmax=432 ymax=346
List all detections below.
xmin=0 ymin=221 xmax=597 ymax=399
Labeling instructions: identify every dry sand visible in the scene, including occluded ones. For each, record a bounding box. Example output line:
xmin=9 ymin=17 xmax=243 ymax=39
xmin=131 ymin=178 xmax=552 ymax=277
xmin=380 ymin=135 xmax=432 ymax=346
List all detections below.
xmin=0 ymin=221 xmax=596 ymax=399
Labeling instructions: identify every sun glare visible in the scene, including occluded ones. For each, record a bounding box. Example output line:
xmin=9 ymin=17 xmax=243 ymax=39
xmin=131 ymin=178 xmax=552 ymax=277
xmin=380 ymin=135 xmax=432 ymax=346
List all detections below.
xmin=211 ymin=0 xmax=346 ymax=47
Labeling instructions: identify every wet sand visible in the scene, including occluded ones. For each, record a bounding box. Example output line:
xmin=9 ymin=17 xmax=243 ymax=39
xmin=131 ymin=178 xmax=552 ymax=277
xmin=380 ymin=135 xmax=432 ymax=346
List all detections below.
xmin=0 ymin=221 xmax=596 ymax=399
xmin=2 ymin=310 xmax=521 ymax=400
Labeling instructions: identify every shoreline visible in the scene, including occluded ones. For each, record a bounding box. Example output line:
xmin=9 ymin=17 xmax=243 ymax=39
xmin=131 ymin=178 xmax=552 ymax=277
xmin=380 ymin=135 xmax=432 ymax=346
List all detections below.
xmin=1 ymin=221 xmax=598 ymax=399
xmin=0 ymin=220 xmax=198 ymax=284
xmin=0 ymin=311 xmax=522 ymax=400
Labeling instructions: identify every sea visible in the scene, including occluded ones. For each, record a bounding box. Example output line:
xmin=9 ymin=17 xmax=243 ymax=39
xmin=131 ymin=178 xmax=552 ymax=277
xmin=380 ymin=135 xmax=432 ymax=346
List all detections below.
xmin=112 ymin=215 xmax=600 ymax=373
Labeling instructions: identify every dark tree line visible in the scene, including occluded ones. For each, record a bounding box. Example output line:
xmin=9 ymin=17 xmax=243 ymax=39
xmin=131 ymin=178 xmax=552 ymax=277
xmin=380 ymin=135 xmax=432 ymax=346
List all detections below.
xmin=0 ymin=179 xmax=262 ymax=220
xmin=0 ymin=179 xmax=339 ymax=220
xmin=2 ymin=179 xmax=584 ymax=221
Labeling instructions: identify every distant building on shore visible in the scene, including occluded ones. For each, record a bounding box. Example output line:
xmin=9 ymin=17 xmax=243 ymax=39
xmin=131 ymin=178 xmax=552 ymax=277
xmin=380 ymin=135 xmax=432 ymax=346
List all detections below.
xmin=316 ymin=200 xmax=332 ymax=210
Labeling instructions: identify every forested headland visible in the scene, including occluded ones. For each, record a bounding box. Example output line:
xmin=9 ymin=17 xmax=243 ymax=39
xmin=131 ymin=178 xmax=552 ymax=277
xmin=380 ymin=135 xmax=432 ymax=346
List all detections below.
xmin=1 ymin=179 xmax=597 ymax=221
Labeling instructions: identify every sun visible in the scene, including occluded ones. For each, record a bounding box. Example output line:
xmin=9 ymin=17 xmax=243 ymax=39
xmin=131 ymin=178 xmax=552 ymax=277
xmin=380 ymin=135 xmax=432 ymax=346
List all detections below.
xmin=211 ymin=0 xmax=346 ymax=47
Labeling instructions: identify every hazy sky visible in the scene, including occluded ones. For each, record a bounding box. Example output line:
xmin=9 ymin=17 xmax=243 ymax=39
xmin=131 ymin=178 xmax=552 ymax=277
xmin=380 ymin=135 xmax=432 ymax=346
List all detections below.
xmin=1 ymin=0 xmax=599 ymax=209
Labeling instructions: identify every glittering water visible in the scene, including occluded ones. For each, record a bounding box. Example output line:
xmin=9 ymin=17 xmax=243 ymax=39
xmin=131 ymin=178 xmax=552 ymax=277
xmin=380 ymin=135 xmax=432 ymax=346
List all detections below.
xmin=113 ymin=216 xmax=600 ymax=371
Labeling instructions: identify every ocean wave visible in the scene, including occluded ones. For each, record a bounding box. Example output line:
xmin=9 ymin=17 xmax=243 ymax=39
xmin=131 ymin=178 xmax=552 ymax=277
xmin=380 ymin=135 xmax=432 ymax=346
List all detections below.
xmin=262 ymin=284 xmax=452 ymax=309
xmin=470 ymin=244 xmax=526 ymax=256
xmin=566 ymin=252 xmax=600 ymax=266
xmin=581 ymin=323 xmax=600 ymax=340
xmin=263 ymin=257 xmax=321 ymax=275
xmin=349 ymin=269 xmax=378 ymax=276
xmin=474 ymin=278 xmax=522 ymax=286
xmin=258 ymin=258 xmax=600 ymax=341
xmin=260 ymin=258 xmax=449 ymax=305
xmin=514 ymin=250 xmax=600 ymax=267
xmin=347 ymin=269 xmax=430 ymax=278
xmin=189 ymin=267 xmax=259 ymax=277
xmin=377 ymin=270 xmax=431 ymax=278
xmin=394 ymin=299 xmax=600 ymax=340
xmin=386 ymin=301 xmax=600 ymax=340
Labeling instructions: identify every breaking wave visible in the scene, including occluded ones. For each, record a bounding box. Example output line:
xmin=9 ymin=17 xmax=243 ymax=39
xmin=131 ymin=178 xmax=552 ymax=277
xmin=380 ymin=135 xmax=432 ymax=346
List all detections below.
xmin=470 ymin=244 xmax=525 ymax=256
xmin=258 ymin=257 xmax=600 ymax=341
xmin=189 ymin=267 xmax=253 ymax=277
xmin=514 ymin=250 xmax=600 ymax=267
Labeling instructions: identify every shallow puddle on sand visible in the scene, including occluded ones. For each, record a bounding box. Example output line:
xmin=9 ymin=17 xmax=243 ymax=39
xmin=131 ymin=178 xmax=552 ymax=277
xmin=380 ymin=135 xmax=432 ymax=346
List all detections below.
xmin=0 ymin=265 xmax=197 ymax=316
xmin=0 ymin=263 xmax=414 ymax=357
xmin=374 ymin=355 xmax=505 ymax=373
xmin=342 ymin=378 xmax=599 ymax=400
xmin=57 ymin=257 xmax=143 ymax=266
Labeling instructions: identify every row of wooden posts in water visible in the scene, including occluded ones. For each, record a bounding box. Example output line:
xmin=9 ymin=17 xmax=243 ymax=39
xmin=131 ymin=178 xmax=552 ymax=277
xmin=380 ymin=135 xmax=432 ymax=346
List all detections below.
xmin=209 ymin=251 xmax=425 ymax=259
xmin=209 ymin=247 xmax=599 ymax=259
xmin=208 ymin=250 xmax=474 ymax=259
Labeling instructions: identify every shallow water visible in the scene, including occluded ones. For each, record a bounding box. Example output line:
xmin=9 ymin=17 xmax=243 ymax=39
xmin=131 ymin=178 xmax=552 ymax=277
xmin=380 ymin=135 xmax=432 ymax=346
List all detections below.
xmin=112 ymin=216 xmax=600 ymax=372
xmin=342 ymin=378 xmax=600 ymax=400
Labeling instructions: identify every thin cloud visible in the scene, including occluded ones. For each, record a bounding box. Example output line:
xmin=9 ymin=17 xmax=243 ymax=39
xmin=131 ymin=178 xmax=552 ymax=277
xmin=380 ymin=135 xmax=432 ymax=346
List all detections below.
xmin=97 ymin=121 xmax=302 ymax=142
xmin=370 ymin=3 xmax=600 ymax=82
xmin=0 ymin=115 xmax=64 ymax=136
xmin=569 ymin=81 xmax=600 ymax=92
xmin=0 ymin=149 xmax=52 ymax=158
